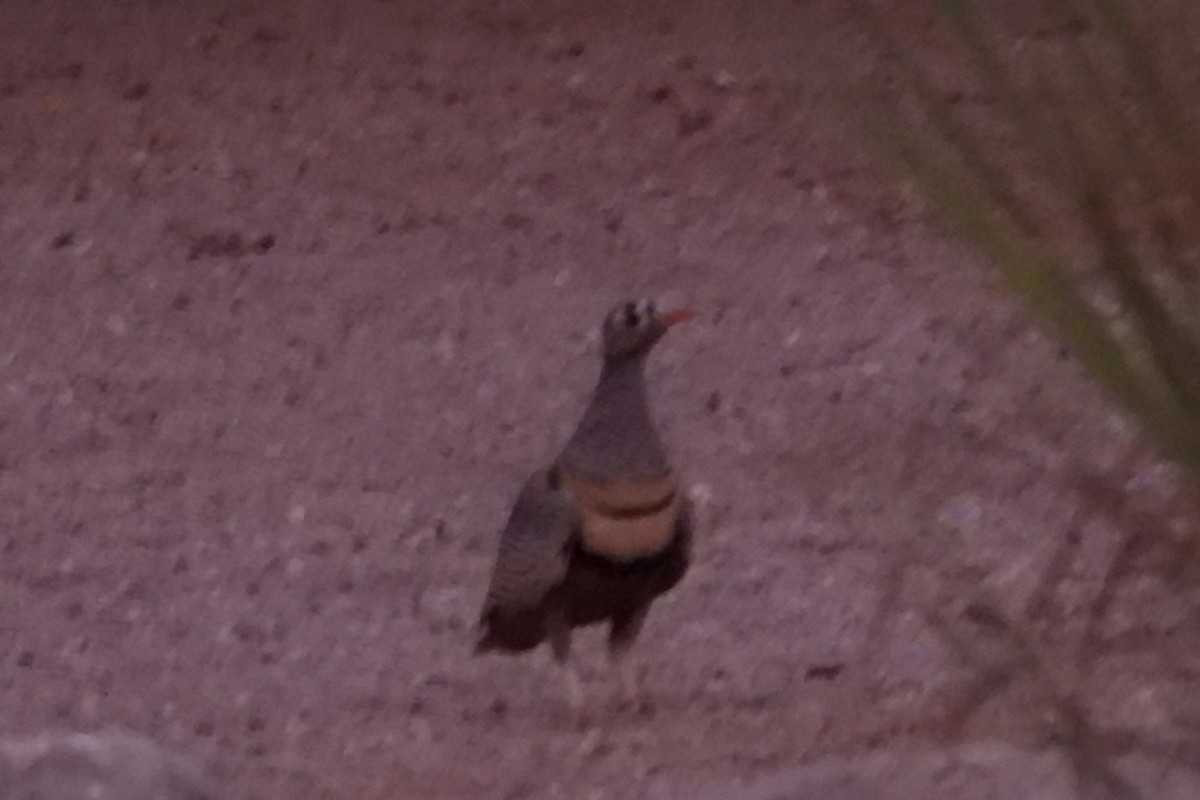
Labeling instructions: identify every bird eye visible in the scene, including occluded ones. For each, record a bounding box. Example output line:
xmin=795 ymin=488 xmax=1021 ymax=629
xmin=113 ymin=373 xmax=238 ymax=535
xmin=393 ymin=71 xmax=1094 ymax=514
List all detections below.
xmin=623 ymin=303 xmax=640 ymax=327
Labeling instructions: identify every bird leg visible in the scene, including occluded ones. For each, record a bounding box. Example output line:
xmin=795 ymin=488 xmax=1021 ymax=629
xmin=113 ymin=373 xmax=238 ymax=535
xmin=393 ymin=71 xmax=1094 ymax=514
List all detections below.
xmin=608 ymin=607 xmax=649 ymax=712
xmin=562 ymin=662 xmax=585 ymax=714
xmin=614 ymin=651 xmax=639 ymax=709
xmin=548 ymin=615 xmax=585 ymax=717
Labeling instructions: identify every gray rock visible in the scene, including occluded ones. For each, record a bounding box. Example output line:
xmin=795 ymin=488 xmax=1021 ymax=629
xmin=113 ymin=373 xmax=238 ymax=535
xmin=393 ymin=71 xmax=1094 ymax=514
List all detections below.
xmin=0 ymin=729 xmax=215 ymax=800
xmin=688 ymin=740 xmax=1200 ymax=800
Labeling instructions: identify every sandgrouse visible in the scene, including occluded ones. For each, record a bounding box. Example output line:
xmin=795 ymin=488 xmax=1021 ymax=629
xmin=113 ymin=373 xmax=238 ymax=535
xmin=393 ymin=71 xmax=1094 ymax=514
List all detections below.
xmin=476 ymin=298 xmax=695 ymax=714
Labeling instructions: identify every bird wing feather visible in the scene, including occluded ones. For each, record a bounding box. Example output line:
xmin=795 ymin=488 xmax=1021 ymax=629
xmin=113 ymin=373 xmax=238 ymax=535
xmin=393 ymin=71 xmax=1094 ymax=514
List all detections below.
xmin=481 ymin=467 xmax=577 ymax=613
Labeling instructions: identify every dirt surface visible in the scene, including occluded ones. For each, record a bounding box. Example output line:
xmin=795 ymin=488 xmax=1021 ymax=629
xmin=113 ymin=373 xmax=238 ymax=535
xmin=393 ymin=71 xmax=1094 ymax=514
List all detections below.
xmin=3 ymin=2 xmax=1199 ymax=799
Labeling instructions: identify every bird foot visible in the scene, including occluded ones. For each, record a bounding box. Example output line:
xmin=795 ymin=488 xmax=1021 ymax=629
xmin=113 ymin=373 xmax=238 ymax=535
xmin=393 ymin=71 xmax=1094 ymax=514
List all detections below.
xmin=614 ymin=693 xmax=657 ymax=717
xmin=569 ymin=707 xmax=596 ymax=731
xmin=613 ymin=659 xmax=656 ymax=716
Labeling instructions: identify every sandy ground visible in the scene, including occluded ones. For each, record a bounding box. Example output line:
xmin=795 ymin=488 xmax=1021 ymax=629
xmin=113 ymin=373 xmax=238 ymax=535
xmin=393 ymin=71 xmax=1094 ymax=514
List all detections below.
xmin=3 ymin=1 xmax=1200 ymax=798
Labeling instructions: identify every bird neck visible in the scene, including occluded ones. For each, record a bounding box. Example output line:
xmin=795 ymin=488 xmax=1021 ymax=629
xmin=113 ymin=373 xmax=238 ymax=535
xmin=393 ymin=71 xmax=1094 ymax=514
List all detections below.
xmin=593 ymin=353 xmax=650 ymax=411
xmin=560 ymin=352 xmax=670 ymax=480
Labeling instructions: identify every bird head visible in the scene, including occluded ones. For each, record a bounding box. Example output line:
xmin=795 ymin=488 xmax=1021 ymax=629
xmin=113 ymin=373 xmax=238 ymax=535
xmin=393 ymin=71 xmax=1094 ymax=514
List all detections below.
xmin=600 ymin=298 xmax=694 ymax=361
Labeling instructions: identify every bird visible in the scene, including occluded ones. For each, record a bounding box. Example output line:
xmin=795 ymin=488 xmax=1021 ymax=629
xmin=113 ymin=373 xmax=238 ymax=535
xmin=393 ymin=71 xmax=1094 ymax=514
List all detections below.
xmin=476 ymin=298 xmax=695 ymax=715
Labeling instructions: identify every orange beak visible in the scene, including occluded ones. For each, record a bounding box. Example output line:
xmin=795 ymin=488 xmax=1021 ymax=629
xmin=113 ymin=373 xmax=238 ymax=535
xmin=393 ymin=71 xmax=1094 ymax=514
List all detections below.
xmin=661 ymin=307 xmax=696 ymax=326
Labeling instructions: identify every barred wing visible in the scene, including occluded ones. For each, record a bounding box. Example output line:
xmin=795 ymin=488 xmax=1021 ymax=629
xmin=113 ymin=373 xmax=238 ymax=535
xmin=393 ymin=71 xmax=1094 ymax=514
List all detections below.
xmin=481 ymin=467 xmax=577 ymax=613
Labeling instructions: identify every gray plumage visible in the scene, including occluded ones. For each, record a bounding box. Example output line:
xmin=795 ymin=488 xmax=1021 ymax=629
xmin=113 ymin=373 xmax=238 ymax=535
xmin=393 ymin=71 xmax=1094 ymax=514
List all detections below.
xmin=559 ymin=354 xmax=671 ymax=482
xmin=475 ymin=298 xmax=696 ymax=713
xmin=476 ymin=467 xmax=576 ymax=652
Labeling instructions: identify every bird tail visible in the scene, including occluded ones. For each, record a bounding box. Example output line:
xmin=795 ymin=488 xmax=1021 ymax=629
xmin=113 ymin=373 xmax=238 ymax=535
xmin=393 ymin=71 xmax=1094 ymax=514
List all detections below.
xmin=474 ymin=608 xmax=497 ymax=655
xmin=474 ymin=635 xmax=495 ymax=655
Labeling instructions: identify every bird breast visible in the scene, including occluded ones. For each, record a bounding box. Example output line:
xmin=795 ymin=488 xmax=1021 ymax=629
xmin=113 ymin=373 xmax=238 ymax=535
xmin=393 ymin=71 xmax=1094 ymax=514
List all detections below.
xmin=560 ymin=471 xmax=680 ymax=561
